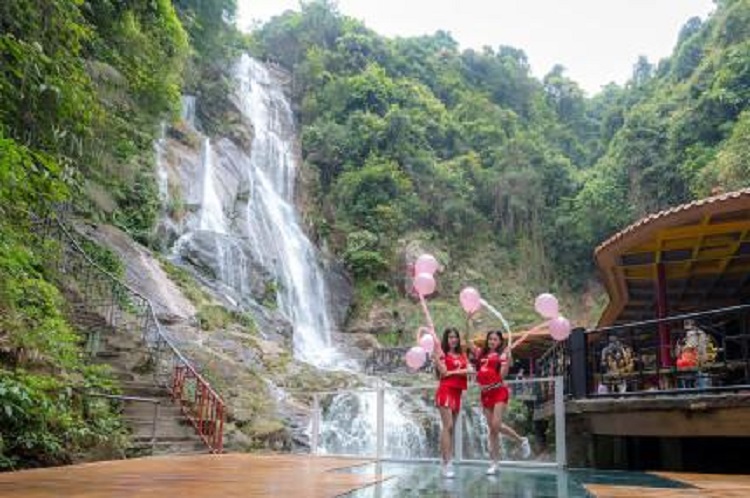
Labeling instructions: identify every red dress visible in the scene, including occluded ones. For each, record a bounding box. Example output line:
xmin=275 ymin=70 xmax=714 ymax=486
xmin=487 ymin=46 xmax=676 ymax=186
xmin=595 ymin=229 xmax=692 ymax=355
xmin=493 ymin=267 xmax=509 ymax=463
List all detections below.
xmin=475 ymin=351 xmax=509 ymax=408
xmin=435 ymin=353 xmax=468 ymax=412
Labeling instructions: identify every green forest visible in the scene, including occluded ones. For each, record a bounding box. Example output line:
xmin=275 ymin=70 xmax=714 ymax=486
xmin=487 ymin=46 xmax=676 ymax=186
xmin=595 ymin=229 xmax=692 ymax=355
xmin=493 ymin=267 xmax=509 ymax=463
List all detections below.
xmin=1 ymin=0 xmax=750 ymax=468
xmin=250 ymin=0 xmax=750 ymax=328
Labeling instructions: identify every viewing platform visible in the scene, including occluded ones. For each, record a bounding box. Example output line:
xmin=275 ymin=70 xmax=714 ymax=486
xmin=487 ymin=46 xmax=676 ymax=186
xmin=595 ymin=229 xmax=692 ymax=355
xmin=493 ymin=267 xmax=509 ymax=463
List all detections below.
xmin=535 ymin=189 xmax=750 ymax=472
xmin=1 ymin=453 xmax=750 ymax=497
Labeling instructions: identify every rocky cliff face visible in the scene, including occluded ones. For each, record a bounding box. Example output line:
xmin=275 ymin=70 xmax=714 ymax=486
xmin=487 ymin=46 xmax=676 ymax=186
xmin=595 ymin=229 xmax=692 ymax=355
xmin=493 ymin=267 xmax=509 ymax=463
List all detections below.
xmin=76 ymin=222 xmax=196 ymax=324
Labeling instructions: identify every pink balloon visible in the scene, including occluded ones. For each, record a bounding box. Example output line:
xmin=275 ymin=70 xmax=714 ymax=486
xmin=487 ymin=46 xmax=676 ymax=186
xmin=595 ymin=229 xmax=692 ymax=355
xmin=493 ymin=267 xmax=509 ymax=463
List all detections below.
xmin=459 ymin=287 xmax=482 ymax=314
xmin=413 ymin=272 xmax=436 ymax=296
xmin=405 ymin=346 xmax=427 ymax=369
xmin=549 ymin=316 xmax=572 ymax=341
xmin=535 ymin=293 xmax=559 ymax=319
xmin=419 ymin=333 xmax=435 ymax=354
xmin=415 ymin=254 xmax=439 ymax=275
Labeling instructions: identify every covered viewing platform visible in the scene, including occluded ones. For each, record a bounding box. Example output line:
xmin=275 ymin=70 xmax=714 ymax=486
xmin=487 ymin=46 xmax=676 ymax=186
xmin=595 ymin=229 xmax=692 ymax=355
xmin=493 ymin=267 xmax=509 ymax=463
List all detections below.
xmin=538 ymin=188 xmax=750 ymax=472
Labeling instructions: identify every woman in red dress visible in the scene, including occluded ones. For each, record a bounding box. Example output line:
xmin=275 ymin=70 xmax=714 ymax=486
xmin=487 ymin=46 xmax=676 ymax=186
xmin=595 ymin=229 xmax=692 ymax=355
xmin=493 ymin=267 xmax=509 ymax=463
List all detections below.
xmin=472 ymin=329 xmax=531 ymax=475
xmin=433 ymin=327 xmax=470 ymax=478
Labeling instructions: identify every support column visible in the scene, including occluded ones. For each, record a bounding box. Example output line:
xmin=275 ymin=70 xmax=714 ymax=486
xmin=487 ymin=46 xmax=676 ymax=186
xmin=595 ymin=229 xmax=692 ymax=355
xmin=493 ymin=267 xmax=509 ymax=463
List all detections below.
xmin=569 ymin=327 xmax=588 ymax=398
xmin=656 ymin=262 xmax=672 ymax=368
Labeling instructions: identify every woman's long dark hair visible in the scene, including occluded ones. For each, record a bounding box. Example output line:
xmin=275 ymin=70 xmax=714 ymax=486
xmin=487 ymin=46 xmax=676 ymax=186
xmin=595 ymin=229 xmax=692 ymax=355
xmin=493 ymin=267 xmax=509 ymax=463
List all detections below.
xmin=479 ymin=330 xmax=504 ymax=367
xmin=436 ymin=327 xmax=462 ymax=379
xmin=441 ymin=327 xmax=462 ymax=355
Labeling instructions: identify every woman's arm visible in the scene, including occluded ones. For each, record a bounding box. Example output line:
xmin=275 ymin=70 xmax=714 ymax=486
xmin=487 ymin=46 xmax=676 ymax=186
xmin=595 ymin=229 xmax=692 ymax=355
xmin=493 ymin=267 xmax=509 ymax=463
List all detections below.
xmin=434 ymin=355 xmax=448 ymax=377
xmin=500 ymin=354 xmax=511 ymax=378
xmin=507 ymin=322 xmax=550 ymax=351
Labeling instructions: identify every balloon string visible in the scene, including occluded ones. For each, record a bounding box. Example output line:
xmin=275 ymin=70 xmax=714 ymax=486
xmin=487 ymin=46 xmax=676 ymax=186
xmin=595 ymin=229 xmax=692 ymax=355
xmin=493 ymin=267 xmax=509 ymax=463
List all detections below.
xmin=418 ymin=292 xmax=440 ymax=352
xmin=479 ymin=298 xmax=512 ymax=346
xmin=509 ymin=320 xmax=550 ymax=351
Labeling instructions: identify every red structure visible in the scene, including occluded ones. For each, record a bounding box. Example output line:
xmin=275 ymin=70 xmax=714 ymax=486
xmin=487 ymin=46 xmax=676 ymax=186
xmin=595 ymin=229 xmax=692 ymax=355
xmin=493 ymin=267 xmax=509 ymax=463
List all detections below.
xmin=171 ymin=364 xmax=226 ymax=453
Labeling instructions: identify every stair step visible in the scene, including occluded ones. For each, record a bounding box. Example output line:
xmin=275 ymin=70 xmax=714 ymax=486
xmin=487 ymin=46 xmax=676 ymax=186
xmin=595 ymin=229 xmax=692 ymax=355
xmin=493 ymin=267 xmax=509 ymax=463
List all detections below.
xmin=128 ymin=440 xmax=208 ymax=455
xmin=131 ymin=435 xmax=201 ymax=443
xmin=127 ymin=422 xmax=196 ymax=435
xmin=113 ymin=371 xmax=136 ymax=381
xmin=122 ymin=407 xmax=185 ymax=419
xmin=120 ymin=382 xmax=170 ymax=397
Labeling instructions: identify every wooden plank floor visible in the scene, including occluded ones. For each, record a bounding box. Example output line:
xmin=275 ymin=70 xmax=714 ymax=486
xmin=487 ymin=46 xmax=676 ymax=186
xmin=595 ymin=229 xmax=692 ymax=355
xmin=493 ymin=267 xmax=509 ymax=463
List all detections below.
xmin=586 ymin=472 xmax=750 ymax=497
xmin=0 ymin=454 xmax=386 ymax=498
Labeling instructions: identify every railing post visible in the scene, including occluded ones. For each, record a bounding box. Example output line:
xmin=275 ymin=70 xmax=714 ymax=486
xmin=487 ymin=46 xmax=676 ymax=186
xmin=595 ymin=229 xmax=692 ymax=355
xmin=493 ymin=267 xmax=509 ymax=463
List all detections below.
xmin=554 ymin=376 xmax=567 ymax=468
xmin=216 ymin=403 xmax=225 ymax=453
xmin=152 ymin=400 xmax=160 ymax=454
xmin=198 ymin=383 xmax=207 ymax=440
xmin=376 ymin=385 xmax=385 ymax=460
xmin=454 ymin=410 xmax=463 ymax=463
xmin=569 ymin=327 xmax=588 ymax=398
xmin=311 ymin=394 xmax=320 ymax=455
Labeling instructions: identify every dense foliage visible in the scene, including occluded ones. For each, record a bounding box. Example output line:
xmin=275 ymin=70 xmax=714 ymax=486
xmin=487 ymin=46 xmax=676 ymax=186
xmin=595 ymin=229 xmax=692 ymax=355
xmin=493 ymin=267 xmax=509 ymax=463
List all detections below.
xmin=251 ymin=0 xmax=750 ymax=298
xmin=0 ymin=0 xmax=238 ymax=469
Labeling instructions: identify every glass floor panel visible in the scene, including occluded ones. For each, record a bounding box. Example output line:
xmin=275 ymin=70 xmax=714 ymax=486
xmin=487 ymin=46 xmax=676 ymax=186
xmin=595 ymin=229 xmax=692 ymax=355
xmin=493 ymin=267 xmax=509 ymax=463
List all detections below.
xmin=336 ymin=462 xmax=695 ymax=498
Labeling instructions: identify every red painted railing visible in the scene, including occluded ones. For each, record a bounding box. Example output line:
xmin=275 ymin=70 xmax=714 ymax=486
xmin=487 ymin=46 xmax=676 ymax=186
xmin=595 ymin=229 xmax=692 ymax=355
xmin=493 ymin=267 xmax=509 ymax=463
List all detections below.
xmin=171 ymin=365 xmax=225 ymax=453
xmin=48 ymin=216 xmax=226 ymax=453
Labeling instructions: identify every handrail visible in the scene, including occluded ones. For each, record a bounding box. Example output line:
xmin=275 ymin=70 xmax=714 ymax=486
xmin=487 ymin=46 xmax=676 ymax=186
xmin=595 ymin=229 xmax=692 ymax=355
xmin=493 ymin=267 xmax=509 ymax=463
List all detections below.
xmin=588 ymin=303 xmax=750 ymax=334
xmin=83 ymin=392 xmax=161 ymax=404
xmin=296 ymin=376 xmax=559 ymax=397
xmin=305 ymin=376 xmax=567 ymax=467
xmin=48 ymin=216 xmax=226 ymax=453
xmin=586 ymin=384 xmax=750 ymax=398
xmin=536 ymin=302 xmax=750 ymax=399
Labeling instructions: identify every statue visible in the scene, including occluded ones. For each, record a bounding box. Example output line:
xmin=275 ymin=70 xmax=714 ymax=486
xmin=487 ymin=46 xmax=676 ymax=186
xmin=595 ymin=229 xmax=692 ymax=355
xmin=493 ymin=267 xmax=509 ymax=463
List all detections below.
xmin=600 ymin=336 xmax=635 ymax=375
xmin=675 ymin=320 xmax=717 ymax=369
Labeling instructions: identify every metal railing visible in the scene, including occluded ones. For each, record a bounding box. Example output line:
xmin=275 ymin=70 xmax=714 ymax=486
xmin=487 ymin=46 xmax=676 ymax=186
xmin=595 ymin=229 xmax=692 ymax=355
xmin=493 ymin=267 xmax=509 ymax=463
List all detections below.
xmin=536 ymin=340 xmax=571 ymax=400
xmin=586 ymin=304 xmax=750 ymax=396
xmin=307 ymin=376 xmax=567 ymax=468
xmin=39 ymin=215 xmax=226 ymax=453
xmin=536 ymin=305 xmax=750 ymax=399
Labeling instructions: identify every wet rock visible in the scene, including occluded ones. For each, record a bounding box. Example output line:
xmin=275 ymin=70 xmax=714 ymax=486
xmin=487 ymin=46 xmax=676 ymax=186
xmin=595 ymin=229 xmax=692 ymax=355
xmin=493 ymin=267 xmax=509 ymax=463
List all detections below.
xmin=177 ymin=230 xmax=271 ymax=302
xmin=322 ymin=257 xmax=353 ymax=332
xmin=75 ymin=222 xmax=196 ymax=322
xmin=347 ymin=305 xmax=404 ymax=336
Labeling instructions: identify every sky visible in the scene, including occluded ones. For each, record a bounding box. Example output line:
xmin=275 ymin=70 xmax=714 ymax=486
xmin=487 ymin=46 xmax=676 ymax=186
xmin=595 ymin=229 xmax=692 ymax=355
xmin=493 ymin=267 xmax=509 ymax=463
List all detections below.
xmin=237 ymin=0 xmax=716 ymax=96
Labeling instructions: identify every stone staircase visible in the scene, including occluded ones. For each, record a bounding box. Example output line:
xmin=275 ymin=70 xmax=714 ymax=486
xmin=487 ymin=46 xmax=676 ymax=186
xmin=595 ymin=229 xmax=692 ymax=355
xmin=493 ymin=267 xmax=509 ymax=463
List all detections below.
xmin=70 ymin=303 xmax=207 ymax=457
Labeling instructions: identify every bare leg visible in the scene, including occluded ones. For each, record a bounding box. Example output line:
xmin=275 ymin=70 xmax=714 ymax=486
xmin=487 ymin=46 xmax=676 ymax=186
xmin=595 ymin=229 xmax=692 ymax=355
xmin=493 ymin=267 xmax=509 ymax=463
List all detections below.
xmin=494 ymin=403 xmax=531 ymax=458
xmin=438 ymin=406 xmax=454 ymax=465
xmin=499 ymin=423 xmax=524 ymax=443
xmin=483 ymin=407 xmax=501 ymax=464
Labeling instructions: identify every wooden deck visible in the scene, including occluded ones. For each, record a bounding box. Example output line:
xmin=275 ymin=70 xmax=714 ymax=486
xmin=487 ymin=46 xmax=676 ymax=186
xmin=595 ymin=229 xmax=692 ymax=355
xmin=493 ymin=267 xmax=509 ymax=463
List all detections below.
xmin=586 ymin=472 xmax=750 ymax=497
xmin=3 ymin=454 xmax=750 ymax=497
xmin=0 ymin=454 xmax=384 ymax=498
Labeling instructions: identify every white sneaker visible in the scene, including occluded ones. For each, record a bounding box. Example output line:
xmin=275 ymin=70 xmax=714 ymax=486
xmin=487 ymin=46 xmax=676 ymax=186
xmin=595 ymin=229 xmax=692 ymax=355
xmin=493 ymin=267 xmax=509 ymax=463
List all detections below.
xmin=520 ymin=437 xmax=531 ymax=459
xmin=442 ymin=462 xmax=455 ymax=478
xmin=486 ymin=463 xmax=497 ymax=475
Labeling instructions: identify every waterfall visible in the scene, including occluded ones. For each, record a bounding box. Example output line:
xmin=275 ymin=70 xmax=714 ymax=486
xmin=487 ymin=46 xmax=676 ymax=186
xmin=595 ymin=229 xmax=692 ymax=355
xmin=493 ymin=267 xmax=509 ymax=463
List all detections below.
xmin=233 ymin=55 xmax=337 ymax=365
xmin=317 ymin=388 xmax=437 ymax=458
xmin=181 ymin=95 xmax=196 ymax=129
xmin=154 ymin=122 xmax=168 ymax=205
xmin=164 ymin=55 xmax=432 ymax=457
xmin=230 ymin=55 xmax=432 ymax=457
xmin=198 ymin=138 xmax=226 ymax=234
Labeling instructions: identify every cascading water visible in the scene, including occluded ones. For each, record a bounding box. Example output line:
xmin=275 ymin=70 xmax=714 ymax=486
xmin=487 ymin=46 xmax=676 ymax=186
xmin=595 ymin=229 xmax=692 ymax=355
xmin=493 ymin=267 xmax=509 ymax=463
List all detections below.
xmin=232 ymin=55 xmax=337 ymax=365
xmin=154 ymin=122 xmax=169 ymax=205
xmin=165 ymin=54 xmax=434 ymax=457
xmin=198 ymin=138 xmax=226 ymax=234
xmin=181 ymin=95 xmax=196 ymax=129
xmin=230 ymin=55 xmax=433 ymax=457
